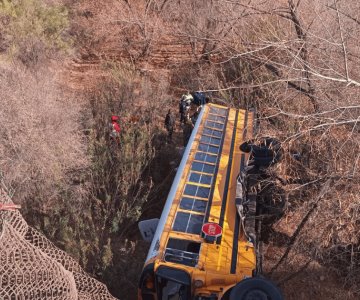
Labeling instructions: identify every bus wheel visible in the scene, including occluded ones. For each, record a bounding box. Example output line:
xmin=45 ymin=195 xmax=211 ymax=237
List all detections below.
xmin=229 ymin=277 xmax=283 ymax=300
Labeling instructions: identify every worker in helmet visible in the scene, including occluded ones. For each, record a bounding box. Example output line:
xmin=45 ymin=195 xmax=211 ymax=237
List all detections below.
xmin=179 ymin=91 xmax=193 ymax=123
xmin=110 ymin=115 xmax=121 ymax=144
xmin=183 ymin=91 xmax=193 ymax=110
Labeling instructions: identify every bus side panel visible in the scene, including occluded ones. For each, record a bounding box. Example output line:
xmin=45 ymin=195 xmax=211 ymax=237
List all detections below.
xmin=144 ymin=106 xmax=207 ymax=263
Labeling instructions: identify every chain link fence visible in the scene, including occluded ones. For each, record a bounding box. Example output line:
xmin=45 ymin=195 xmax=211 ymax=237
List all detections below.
xmin=0 ymin=187 xmax=118 ymax=300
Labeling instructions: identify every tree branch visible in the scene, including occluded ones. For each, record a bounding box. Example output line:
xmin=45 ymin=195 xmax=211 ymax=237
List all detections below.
xmin=334 ymin=0 xmax=350 ymax=81
xmin=269 ymin=179 xmax=332 ymax=275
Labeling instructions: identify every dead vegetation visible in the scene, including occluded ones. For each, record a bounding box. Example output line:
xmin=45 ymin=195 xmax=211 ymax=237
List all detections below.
xmin=0 ymin=0 xmax=359 ymax=299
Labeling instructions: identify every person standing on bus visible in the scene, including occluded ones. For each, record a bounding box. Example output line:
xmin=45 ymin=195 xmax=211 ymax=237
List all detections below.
xmin=240 ymin=137 xmax=282 ymax=168
xmin=192 ymin=91 xmax=206 ymax=106
xmin=164 ymin=109 xmax=175 ymax=143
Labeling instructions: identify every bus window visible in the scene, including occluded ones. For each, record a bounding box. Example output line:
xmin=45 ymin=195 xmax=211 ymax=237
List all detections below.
xmin=179 ymin=197 xmax=207 ymax=213
xmin=156 ymin=266 xmax=191 ymax=300
xmin=173 ymin=211 xmax=204 ymax=234
xmin=184 ymin=184 xmax=210 ymax=199
xmin=164 ymin=238 xmax=200 ymax=267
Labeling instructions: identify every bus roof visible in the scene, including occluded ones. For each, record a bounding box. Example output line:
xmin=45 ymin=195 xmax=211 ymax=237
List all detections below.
xmin=146 ymin=103 xmax=256 ymax=277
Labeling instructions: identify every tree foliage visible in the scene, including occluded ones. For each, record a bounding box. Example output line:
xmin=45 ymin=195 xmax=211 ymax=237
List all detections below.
xmin=0 ymin=0 xmax=70 ymax=66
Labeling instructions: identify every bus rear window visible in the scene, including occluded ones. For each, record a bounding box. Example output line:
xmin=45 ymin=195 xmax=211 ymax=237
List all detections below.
xmin=164 ymin=238 xmax=201 ymax=267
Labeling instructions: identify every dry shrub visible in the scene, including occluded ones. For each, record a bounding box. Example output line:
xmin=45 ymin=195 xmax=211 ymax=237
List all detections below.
xmin=0 ymin=63 xmax=88 ymax=214
xmin=92 ymin=63 xmax=166 ymax=213
xmin=78 ymin=61 xmax=170 ymax=277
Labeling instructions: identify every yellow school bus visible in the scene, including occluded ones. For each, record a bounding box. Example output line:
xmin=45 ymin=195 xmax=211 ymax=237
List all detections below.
xmin=138 ymin=104 xmax=282 ymax=300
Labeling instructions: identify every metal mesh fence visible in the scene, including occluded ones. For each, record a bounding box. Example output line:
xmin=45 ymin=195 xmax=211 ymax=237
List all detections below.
xmin=0 ymin=188 xmax=118 ymax=300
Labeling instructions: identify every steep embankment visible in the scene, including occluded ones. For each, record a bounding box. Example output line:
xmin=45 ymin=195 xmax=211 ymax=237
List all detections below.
xmin=59 ymin=1 xmax=360 ymax=300
xmin=63 ymin=0 xmax=198 ymax=92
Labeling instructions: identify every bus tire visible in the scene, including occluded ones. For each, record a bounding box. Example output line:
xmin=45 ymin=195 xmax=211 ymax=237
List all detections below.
xmin=229 ymin=277 xmax=283 ymax=300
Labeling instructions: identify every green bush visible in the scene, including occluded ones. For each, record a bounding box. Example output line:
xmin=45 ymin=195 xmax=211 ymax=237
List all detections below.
xmin=0 ymin=0 xmax=70 ymax=64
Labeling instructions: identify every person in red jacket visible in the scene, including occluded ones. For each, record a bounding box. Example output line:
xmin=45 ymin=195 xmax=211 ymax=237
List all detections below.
xmin=110 ymin=115 xmax=121 ymax=144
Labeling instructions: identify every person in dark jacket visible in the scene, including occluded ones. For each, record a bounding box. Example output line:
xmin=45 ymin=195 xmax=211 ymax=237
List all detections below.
xmin=240 ymin=137 xmax=282 ymax=168
xmin=179 ymin=99 xmax=187 ymax=123
xmin=183 ymin=119 xmax=194 ymax=147
xmin=192 ymin=92 xmax=206 ymax=106
xmin=164 ymin=109 xmax=175 ymax=143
